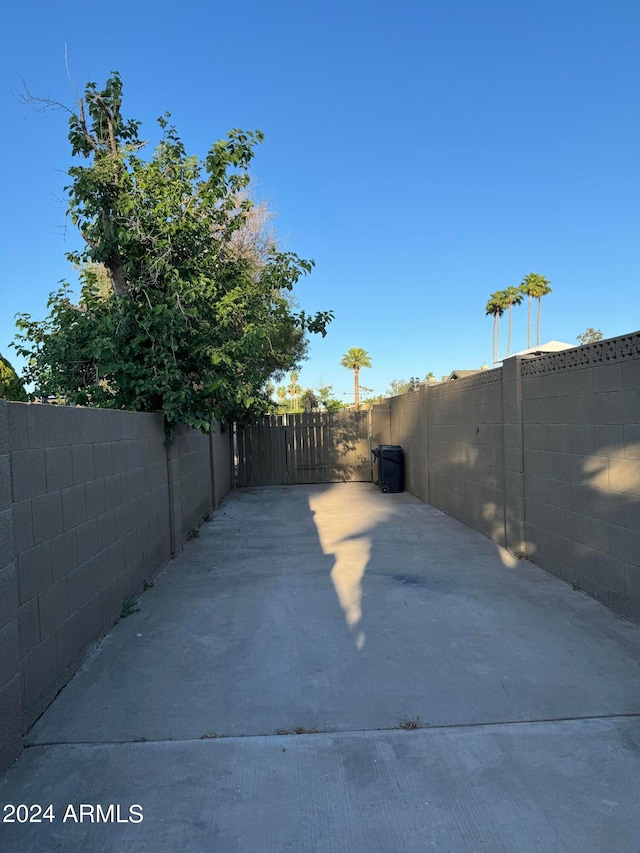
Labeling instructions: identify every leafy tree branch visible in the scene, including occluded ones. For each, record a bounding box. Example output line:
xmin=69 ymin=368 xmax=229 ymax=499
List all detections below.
xmin=14 ymin=73 xmax=333 ymax=430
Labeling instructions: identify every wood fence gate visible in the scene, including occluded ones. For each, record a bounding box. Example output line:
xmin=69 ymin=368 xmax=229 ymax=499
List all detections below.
xmin=235 ymin=410 xmax=372 ymax=486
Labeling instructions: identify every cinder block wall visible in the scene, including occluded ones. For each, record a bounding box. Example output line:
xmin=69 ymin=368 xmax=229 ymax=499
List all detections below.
xmin=388 ymin=331 xmax=640 ymax=620
xmin=426 ymin=372 xmax=505 ymax=542
xmin=370 ymin=403 xmax=391 ymax=449
xmin=388 ymin=371 xmax=505 ymax=542
xmin=175 ymin=424 xmax=214 ymax=537
xmin=7 ymin=405 xmax=173 ymax=736
xmin=520 ymin=335 xmax=640 ymax=619
xmin=0 ymin=401 xmax=232 ymax=770
xmin=0 ymin=404 xmax=21 ymax=768
xmin=389 ymin=389 xmax=427 ymax=499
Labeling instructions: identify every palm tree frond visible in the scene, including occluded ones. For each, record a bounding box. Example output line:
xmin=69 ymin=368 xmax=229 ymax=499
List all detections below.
xmin=341 ymin=347 xmax=371 ymax=407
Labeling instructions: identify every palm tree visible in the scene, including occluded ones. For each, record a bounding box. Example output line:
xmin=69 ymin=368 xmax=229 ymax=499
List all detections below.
xmin=288 ymin=371 xmax=302 ymax=412
xmin=503 ymin=286 xmax=524 ymax=357
xmin=340 ymin=348 xmax=372 ymax=408
xmin=276 ymin=385 xmax=288 ymax=412
xmin=534 ymin=276 xmax=552 ymax=346
xmin=485 ymin=291 xmax=507 ymax=365
xmin=519 ymin=273 xmax=551 ymax=348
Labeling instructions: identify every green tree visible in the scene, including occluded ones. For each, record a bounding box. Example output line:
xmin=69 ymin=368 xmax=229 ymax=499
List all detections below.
xmin=317 ymin=383 xmax=342 ymax=412
xmin=502 ymin=286 xmax=524 ymax=357
xmin=425 ymin=372 xmax=437 ymax=383
xmin=386 ymin=378 xmax=410 ymax=397
xmin=79 ymin=262 xmax=113 ymax=302
xmin=14 ymin=73 xmax=333 ymax=431
xmin=485 ymin=291 xmax=507 ymax=364
xmin=519 ymin=273 xmax=552 ymax=348
xmin=0 ymin=354 xmax=28 ymax=402
xmin=340 ymin=348 xmax=371 ymax=407
xmin=301 ymin=388 xmax=319 ymax=412
xmin=577 ymin=327 xmax=603 ymax=345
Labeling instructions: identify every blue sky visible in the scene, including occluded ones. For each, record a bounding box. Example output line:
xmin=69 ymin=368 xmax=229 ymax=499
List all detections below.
xmin=1 ymin=0 xmax=639 ymax=403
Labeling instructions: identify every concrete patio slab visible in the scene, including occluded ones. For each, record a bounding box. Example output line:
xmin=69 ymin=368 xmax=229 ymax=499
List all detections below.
xmin=25 ymin=484 xmax=640 ymax=744
xmin=2 ymin=482 xmax=640 ymax=851
xmin=3 ymin=718 xmax=640 ymax=852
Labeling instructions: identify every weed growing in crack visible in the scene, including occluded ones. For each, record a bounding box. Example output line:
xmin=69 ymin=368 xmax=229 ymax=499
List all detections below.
xmin=277 ymin=727 xmax=319 ymax=735
xmin=120 ymin=596 xmax=140 ymax=618
xmin=398 ymin=718 xmax=420 ymax=730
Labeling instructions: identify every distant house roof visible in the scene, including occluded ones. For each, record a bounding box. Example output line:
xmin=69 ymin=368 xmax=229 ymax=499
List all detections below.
xmin=444 ymin=369 xmax=483 ymax=381
xmin=509 ymin=341 xmax=575 ymax=358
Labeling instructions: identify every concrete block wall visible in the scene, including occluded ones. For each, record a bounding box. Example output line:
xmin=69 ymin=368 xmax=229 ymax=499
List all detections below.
xmin=175 ymin=425 xmax=214 ymax=538
xmin=388 ymin=370 xmax=505 ymax=542
xmin=0 ymin=403 xmax=21 ymax=769
xmin=388 ymin=389 xmax=427 ymax=499
xmin=520 ymin=333 xmax=640 ymax=619
xmin=427 ymin=371 xmax=505 ymax=542
xmin=0 ymin=401 xmax=233 ymax=770
xmin=502 ymin=358 xmax=525 ymax=554
xmin=8 ymin=405 xmax=172 ymax=734
xmin=370 ymin=403 xmax=391 ymax=450
xmin=387 ymin=331 xmax=640 ymax=621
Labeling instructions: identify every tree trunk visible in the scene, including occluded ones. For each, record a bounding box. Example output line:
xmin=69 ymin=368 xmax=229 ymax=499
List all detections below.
xmin=354 ymin=366 xmax=360 ymax=408
xmin=536 ymin=298 xmax=541 ymax=346
xmin=506 ymin=305 xmax=512 ymax=357
xmin=492 ymin=314 xmax=497 ymax=364
xmin=105 ymin=252 xmax=128 ymax=296
xmin=527 ymin=295 xmax=532 ymax=349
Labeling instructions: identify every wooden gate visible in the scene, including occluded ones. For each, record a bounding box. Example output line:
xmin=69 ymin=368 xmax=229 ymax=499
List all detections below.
xmin=236 ymin=410 xmax=372 ymax=486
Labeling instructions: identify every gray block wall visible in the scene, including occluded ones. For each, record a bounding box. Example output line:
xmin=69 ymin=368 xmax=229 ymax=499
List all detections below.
xmin=520 ymin=334 xmax=640 ymax=619
xmin=0 ymin=402 xmax=232 ymax=770
xmin=176 ymin=425 xmax=214 ymax=538
xmin=389 ymin=370 xmax=505 ymax=542
xmin=370 ymin=403 xmax=391 ymax=450
xmin=388 ymin=331 xmax=640 ymax=621
xmin=427 ymin=371 xmax=505 ymax=542
xmin=0 ymin=403 xmax=21 ymax=769
xmin=389 ymin=388 xmax=428 ymax=500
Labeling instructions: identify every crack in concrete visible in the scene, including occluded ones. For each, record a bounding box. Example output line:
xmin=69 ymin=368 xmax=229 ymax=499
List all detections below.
xmin=24 ymin=710 xmax=640 ymax=749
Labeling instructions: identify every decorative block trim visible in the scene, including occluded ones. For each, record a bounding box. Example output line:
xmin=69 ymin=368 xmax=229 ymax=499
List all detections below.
xmin=521 ymin=332 xmax=640 ymax=378
xmin=428 ymin=367 xmax=503 ymax=396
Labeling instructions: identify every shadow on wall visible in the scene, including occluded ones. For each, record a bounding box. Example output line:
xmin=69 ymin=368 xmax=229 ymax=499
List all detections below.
xmin=387 ymin=378 xmax=507 ymax=548
xmin=383 ymin=338 xmax=640 ymax=623
xmin=521 ymin=433 xmax=640 ymax=618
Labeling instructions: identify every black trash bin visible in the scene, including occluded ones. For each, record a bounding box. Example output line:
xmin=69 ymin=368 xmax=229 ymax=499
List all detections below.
xmin=372 ymin=445 xmax=405 ymax=493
